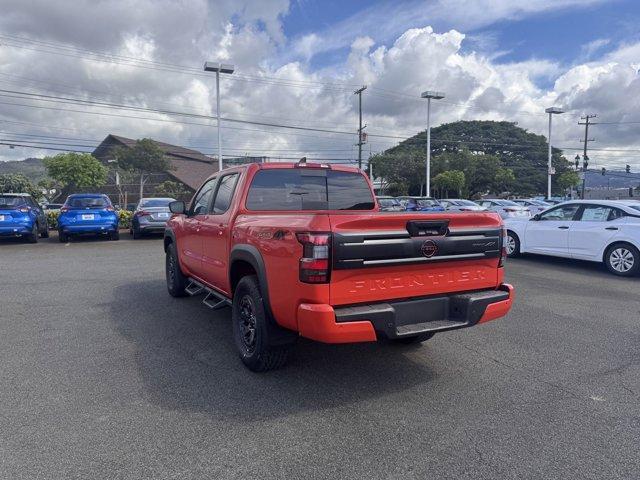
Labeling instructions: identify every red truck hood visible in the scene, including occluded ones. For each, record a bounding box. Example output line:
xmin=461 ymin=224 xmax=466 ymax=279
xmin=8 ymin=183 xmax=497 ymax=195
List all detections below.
xmin=328 ymin=212 xmax=504 ymax=306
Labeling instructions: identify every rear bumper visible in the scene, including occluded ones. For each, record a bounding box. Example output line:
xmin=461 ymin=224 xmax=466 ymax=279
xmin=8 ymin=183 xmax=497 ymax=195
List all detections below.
xmin=297 ymin=284 xmax=514 ymax=343
xmin=60 ymin=223 xmax=117 ymax=234
xmin=0 ymin=225 xmax=31 ymax=236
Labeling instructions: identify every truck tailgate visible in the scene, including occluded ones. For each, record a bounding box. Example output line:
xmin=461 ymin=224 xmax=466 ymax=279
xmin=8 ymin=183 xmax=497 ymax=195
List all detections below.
xmin=329 ymin=212 xmax=503 ymax=306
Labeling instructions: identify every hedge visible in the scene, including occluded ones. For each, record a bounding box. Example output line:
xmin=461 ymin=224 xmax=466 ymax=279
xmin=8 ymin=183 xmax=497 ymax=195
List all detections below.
xmin=46 ymin=209 xmax=133 ymax=230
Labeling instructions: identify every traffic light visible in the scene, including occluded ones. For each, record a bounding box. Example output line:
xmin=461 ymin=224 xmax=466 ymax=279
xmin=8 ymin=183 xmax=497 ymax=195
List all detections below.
xmin=626 ymin=164 xmax=631 ymax=173
xmin=601 ymin=167 xmax=606 ymax=176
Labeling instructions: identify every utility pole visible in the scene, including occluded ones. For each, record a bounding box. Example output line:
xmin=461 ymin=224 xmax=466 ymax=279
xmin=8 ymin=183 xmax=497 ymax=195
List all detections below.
xmin=578 ymin=114 xmax=596 ymax=199
xmin=354 ymin=86 xmax=367 ymax=170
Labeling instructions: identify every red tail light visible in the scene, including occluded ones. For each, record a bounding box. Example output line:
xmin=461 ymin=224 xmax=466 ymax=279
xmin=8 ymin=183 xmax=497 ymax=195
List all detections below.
xmin=60 ymin=206 xmax=69 ymax=213
xmin=135 ymin=210 xmax=151 ymax=217
xmin=19 ymin=207 xmax=30 ymax=213
xmin=504 ymin=208 xmax=518 ymax=213
xmin=296 ymin=232 xmax=331 ymax=283
xmin=106 ymin=205 xmax=115 ymax=212
xmin=499 ymin=226 xmax=507 ymax=267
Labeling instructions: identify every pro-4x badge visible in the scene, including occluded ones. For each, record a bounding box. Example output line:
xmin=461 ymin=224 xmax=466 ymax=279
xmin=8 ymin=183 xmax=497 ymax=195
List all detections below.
xmin=421 ymin=239 xmax=438 ymax=258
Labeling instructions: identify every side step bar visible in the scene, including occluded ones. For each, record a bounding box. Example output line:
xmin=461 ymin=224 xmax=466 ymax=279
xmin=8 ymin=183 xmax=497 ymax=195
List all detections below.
xmin=185 ymin=279 xmax=231 ymax=310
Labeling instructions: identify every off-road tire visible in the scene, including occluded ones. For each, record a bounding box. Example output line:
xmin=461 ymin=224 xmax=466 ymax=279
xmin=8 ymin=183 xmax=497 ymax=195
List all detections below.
xmin=165 ymin=242 xmax=188 ymax=297
xmin=232 ymin=275 xmax=292 ymax=372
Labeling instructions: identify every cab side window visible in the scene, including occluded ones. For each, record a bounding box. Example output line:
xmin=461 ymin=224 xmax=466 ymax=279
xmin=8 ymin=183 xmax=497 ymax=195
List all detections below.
xmin=190 ymin=178 xmax=217 ymax=216
xmin=539 ymin=204 xmax=580 ymax=221
xmin=211 ymin=173 xmax=239 ymax=214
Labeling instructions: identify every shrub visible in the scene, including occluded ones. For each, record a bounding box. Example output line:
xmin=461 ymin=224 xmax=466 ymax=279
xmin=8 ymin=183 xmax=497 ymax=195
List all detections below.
xmin=46 ymin=209 xmax=133 ymax=230
xmin=46 ymin=210 xmax=59 ymax=229
xmin=118 ymin=210 xmax=133 ymax=229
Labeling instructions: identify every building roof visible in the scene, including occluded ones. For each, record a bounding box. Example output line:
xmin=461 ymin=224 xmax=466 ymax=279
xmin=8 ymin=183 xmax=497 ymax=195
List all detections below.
xmin=93 ymin=134 xmax=218 ymax=190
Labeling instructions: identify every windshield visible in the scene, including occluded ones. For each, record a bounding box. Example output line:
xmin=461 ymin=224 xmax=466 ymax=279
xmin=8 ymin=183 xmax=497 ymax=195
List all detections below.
xmin=65 ymin=196 xmax=111 ymax=208
xmin=496 ymin=200 xmax=519 ymax=206
xmin=141 ymin=198 xmax=174 ymax=208
xmin=0 ymin=195 xmax=27 ymax=208
xmin=416 ymin=199 xmax=439 ymax=207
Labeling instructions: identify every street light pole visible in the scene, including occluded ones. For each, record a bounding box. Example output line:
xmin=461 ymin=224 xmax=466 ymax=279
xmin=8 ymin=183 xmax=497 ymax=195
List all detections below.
xmin=421 ymin=91 xmax=445 ymax=198
xmin=545 ymin=107 xmax=564 ymax=200
xmin=204 ymin=61 xmax=235 ymax=172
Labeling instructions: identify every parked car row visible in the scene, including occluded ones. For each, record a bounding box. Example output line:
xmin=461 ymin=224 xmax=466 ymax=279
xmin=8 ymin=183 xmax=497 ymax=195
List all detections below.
xmin=1 ymin=193 xmax=176 ymax=243
xmin=375 ymin=196 xmax=554 ymax=218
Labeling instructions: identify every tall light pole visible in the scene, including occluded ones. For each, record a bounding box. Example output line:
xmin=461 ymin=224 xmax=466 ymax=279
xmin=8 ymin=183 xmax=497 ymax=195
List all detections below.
xmin=545 ymin=107 xmax=564 ymax=199
xmin=204 ymin=61 xmax=235 ymax=172
xmin=421 ymin=90 xmax=445 ymax=197
xmin=354 ymin=85 xmax=367 ymax=169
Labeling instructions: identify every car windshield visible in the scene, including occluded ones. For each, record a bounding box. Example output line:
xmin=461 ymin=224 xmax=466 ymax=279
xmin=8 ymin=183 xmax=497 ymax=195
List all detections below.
xmin=496 ymin=200 xmax=519 ymax=206
xmin=416 ymin=199 xmax=439 ymax=207
xmin=141 ymin=199 xmax=174 ymax=208
xmin=66 ymin=197 xmax=110 ymax=208
xmin=0 ymin=195 xmax=27 ymax=208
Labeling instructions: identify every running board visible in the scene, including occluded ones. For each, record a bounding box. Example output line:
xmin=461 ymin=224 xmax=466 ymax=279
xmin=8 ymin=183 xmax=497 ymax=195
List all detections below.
xmin=186 ymin=279 xmax=231 ymax=310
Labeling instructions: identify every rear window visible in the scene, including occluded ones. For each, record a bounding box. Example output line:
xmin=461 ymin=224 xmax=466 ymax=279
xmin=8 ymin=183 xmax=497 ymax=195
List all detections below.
xmin=66 ymin=196 xmax=111 ymax=208
xmin=246 ymin=169 xmax=375 ymax=211
xmin=496 ymin=200 xmax=519 ymax=206
xmin=0 ymin=195 xmax=27 ymax=207
xmin=141 ymin=199 xmax=174 ymax=208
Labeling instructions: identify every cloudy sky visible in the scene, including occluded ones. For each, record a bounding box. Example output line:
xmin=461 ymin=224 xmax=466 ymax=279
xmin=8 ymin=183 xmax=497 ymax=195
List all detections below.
xmin=0 ymin=0 xmax=639 ymax=169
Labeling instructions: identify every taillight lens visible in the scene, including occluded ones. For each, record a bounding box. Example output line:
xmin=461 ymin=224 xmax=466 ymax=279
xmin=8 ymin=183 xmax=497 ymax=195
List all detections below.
xmin=19 ymin=207 xmax=30 ymax=213
xmin=499 ymin=226 xmax=507 ymax=267
xmin=60 ymin=206 xmax=69 ymax=213
xmin=106 ymin=205 xmax=115 ymax=212
xmin=296 ymin=232 xmax=331 ymax=284
xmin=136 ymin=210 xmax=151 ymax=217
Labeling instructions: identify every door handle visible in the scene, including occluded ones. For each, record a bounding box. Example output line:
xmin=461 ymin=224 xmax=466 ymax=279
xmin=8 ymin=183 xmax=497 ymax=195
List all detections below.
xmin=557 ymin=226 xmax=569 ymax=229
xmin=605 ymin=227 xmax=618 ymax=231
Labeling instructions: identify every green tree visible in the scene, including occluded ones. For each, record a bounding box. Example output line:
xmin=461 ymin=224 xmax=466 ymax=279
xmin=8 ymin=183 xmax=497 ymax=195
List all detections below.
xmin=114 ymin=138 xmax=172 ymax=199
xmin=43 ymin=153 xmax=107 ymax=194
xmin=370 ymin=149 xmax=426 ymax=195
xmin=0 ymin=173 xmax=41 ymax=198
xmin=154 ymin=180 xmax=188 ymax=198
xmin=556 ymin=171 xmax=580 ymax=193
xmin=494 ymin=168 xmax=516 ymax=193
xmin=433 ymin=170 xmax=465 ymax=198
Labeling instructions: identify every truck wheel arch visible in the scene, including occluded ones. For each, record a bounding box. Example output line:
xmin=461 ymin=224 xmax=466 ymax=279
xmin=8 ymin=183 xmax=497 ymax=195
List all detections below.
xmin=163 ymin=229 xmax=176 ymax=252
xmin=229 ymin=245 xmax=272 ymax=314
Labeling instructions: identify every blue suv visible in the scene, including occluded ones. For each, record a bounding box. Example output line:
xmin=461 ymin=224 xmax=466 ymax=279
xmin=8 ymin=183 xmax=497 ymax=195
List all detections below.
xmin=0 ymin=193 xmax=49 ymax=243
xmin=58 ymin=194 xmax=119 ymax=242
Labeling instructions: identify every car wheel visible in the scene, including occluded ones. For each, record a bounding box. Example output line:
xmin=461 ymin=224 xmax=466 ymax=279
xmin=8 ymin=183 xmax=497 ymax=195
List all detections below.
xmin=165 ymin=242 xmax=188 ymax=297
xmin=232 ymin=275 xmax=292 ymax=372
xmin=605 ymin=243 xmax=639 ymax=277
xmin=110 ymin=230 xmax=120 ymax=241
xmin=506 ymin=231 xmax=520 ymax=258
xmin=132 ymin=226 xmax=141 ymax=239
xmin=392 ymin=332 xmax=435 ymax=345
xmin=58 ymin=229 xmax=68 ymax=243
xmin=40 ymin=224 xmax=50 ymax=238
xmin=27 ymin=223 xmax=38 ymax=243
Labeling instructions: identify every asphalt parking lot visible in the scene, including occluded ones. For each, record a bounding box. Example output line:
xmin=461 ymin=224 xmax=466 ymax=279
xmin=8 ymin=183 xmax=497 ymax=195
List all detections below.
xmin=1 ymin=234 xmax=639 ymax=479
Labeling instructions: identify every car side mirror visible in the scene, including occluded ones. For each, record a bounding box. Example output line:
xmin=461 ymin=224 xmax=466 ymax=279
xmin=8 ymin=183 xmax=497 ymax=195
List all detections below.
xmin=531 ymin=213 xmax=541 ymax=221
xmin=169 ymin=200 xmax=186 ymax=214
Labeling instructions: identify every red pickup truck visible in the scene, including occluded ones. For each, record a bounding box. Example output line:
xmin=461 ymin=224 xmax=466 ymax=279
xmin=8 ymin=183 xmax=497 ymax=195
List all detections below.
xmin=164 ymin=161 xmax=513 ymax=371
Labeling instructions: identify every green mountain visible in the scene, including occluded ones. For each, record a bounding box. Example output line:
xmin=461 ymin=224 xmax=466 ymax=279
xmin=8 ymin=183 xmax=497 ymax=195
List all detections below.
xmin=0 ymin=157 xmax=47 ymax=182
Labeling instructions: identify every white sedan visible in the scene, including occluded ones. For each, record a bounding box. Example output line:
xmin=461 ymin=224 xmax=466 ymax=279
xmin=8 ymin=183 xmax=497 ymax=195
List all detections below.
xmin=504 ymin=200 xmax=640 ymax=276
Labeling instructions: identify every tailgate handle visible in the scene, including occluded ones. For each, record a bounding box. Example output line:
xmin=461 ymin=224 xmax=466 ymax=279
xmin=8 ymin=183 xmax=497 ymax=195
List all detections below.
xmin=406 ymin=220 xmax=449 ymax=237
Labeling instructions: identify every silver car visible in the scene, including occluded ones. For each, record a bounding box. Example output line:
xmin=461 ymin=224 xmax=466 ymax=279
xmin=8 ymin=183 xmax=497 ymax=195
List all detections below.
xmin=131 ymin=197 xmax=177 ymax=238
xmin=478 ymin=199 xmax=531 ymax=219
xmin=512 ymin=199 xmax=551 ymax=214
xmin=440 ymin=199 xmax=487 ymax=212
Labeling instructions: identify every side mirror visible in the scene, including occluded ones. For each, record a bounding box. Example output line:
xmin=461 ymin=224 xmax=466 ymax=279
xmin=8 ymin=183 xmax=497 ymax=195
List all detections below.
xmin=169 ymin=200 xmax=186 ymax=214
xmin=531 ymin=213 xmax=541 ymax=221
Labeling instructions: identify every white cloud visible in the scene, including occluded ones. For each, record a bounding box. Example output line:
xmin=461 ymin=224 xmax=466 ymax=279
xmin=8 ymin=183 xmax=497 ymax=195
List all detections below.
xmin=0 ymin=0 xmax=638 ymax=172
